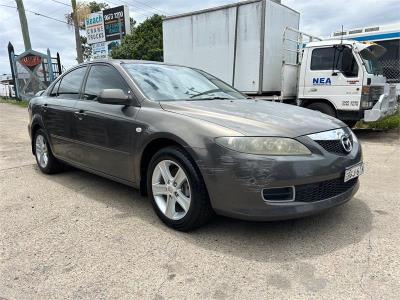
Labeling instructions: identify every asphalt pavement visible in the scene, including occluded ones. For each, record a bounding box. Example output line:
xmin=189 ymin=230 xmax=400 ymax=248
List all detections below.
xmin=0 ymin=103 xmax=399 ymax=299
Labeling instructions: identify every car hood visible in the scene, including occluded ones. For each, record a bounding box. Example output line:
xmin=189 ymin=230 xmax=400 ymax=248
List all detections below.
xmin=160 ymin=99 xmax=345 ymax=138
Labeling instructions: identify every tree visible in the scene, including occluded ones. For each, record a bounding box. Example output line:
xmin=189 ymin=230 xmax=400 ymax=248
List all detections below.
xmin=111 ymin=15 xmax=163 ymax=62
xmin=65 ymin=1 xmax=109 ymax=61
xmin=65 ymin=1 xmax=109 ymax=27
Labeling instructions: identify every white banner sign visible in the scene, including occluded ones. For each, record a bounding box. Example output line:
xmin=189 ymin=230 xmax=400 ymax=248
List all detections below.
xmin=91 ymin=42 xmax=108 ymax=59
xmin=85 ymin=12 xmax=106 ymax=44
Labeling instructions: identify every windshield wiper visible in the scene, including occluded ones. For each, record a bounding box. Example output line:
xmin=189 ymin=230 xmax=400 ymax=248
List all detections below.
xmin=190 ymin=88 xmax=223 ymax=98
xmin=188 ymin=96 xmax=230 ymax=101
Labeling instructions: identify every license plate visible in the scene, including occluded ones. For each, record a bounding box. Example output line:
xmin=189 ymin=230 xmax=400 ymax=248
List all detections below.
xmin=344 ymin=163 xmax=364 ymax=182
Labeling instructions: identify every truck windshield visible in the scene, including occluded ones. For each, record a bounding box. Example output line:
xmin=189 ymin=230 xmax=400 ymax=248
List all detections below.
xmin=123 ymin=63 xmax=246 ymax=101
xmin=360 ymin=48 xmax=384 ymax=76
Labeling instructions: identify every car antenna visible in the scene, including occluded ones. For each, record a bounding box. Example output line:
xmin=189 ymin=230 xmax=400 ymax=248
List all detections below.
xmin=340 ymin=25 xmax=344 ymax=45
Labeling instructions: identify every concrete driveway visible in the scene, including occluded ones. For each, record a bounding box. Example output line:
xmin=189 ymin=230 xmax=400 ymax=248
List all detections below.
xmin=0 ymin=103 xmax=399 ymax=299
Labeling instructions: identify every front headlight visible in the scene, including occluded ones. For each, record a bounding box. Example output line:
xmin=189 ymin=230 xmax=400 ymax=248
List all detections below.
xmin=215 ymin=137 xmax=311 ymax=156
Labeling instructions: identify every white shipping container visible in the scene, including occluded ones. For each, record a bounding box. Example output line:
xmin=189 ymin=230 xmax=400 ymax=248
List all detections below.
xmin=163 ymin=0 xmax=300 ymax=94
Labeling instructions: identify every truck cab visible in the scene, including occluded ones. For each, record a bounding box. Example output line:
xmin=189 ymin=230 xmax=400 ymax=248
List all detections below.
xmin=297 ymin=40 xmax=397 ymax=124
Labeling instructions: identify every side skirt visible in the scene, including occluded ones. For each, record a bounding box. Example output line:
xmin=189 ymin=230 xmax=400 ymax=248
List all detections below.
xmin=56 ymin=156 xmax=139 ymax=189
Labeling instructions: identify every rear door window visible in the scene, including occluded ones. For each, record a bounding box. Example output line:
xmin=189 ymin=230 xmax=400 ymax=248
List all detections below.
xmin=58 ymin=67 xmax=87 ymax=99
xmin=49 ymin=79 xmax=61 ymax=97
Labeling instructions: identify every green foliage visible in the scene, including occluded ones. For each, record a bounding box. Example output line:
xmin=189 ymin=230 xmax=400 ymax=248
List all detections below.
xmin=111 ymin=15 xmax=163 ymax=62
xmin=87 ymin=1 xmax=109 ymax=13
xmin=357 ymin=109 xmax=400 ymax=130
xmin=0 ymin=98 xmax=29 ymax=108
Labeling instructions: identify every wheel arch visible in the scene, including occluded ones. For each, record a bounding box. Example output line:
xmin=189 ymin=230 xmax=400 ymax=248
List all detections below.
xmin=30 ymin=115 xmax=45 ymax=155
xmin=138 ymin=135 xmax=200 ymax=196
xmin=300 ymin=98 xmax=338 ymax=113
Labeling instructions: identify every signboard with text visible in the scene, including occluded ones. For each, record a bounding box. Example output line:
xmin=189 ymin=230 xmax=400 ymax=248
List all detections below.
xmin=85 ymin=5 xmax=130 ymax=59
xmin=103 ymin=5 xmax=130 ymax=41
xmin=85 ymin=12 xmax=105 ymax=44
xmin=91 ymin=42 xmax=108 ymax=59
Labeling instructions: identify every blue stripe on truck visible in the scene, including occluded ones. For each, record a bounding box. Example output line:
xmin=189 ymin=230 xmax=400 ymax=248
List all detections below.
xmin=352 ymin=32 xmax=400 ymax=41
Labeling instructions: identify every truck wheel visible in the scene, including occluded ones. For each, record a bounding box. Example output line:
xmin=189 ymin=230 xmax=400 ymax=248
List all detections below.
xmin=344 ymin=120 xmax=358 ymax=128
xmin=147 ymin=146 xmax=214 ymax=231
xmin=307 ymin=102 xmax=336 ymax=118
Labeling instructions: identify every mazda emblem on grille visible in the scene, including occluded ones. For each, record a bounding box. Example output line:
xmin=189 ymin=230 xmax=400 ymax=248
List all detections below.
xmin=340 ymin=134 xmax=353 ymax=153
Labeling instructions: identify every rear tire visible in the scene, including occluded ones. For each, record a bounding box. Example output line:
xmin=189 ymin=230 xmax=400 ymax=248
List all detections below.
xmin=147 ymin=146 xmax=214 ymax=231
xmin=34 ymin=129 xmax=63 ymax=174
xmin=307 ymin=102 xmax=336 ymax=118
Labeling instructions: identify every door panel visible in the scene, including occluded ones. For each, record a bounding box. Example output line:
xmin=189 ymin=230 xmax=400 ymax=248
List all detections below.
xmin=303 ymin=46 xmax=362 ymax=111
xmin=42 ymin=66 xmax=87 ymax=161
xmin=73 ymin=101 xmax=140 ymax=181
xmin=43 ymin=98 xmax=78 ymax=160
xmin=72 ymin=64 xmax=140 ymax=182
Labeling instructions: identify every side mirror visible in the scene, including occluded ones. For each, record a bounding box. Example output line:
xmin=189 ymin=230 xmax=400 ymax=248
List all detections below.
xmin=98 ymin=89 xmax=136 ymax=106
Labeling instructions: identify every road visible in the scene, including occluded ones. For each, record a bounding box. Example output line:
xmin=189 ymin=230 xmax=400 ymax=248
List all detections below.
xmin=0 ymin=102 xmax=399 ymax=299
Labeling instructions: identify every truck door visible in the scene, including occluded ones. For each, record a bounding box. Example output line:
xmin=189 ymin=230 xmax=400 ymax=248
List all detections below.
xmin=302 ymin=46 xmax=362 ymax=113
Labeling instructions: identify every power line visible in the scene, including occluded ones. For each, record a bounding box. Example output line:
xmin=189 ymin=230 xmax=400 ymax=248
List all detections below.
xmin=119 ymin=0 xmax=167 ymax=16
xmin=50 ymin=0 xmax=72 ymax=7
xmin=0 ymin=4 xmax=78 ymax=27
xmin=105 ymin=0 xmax=156 ymax=19
xmin=131 ymin=0 xmax=167 ymax=15
xmin=0 ymin=4 xmax=16 ymax=9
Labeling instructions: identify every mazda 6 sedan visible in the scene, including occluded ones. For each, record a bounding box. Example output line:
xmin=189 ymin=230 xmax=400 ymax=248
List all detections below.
xmin=28 ymin=60 xmax=363 ymax=231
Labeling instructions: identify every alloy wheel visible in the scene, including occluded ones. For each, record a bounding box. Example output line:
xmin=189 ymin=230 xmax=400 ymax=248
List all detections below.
xmin=35 ymin=134 xmax=49 ymax=169
xmin=151 ymin=160 xmax=191 ymax=220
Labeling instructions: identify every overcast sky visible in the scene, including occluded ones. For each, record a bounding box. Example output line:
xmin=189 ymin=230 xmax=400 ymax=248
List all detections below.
xmin=0 ymin=0 xmax=399 ymax=76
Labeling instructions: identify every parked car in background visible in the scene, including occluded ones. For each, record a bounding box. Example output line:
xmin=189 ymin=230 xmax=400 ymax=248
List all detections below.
xmin=28 ymin=60 xmax=363 ymax=231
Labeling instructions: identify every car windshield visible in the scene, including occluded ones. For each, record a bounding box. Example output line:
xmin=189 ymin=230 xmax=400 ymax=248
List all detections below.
xmin=123 ymin=63 xmax=246 ymax=101
xmin=360 ymin=48 xmax=384 ymax=76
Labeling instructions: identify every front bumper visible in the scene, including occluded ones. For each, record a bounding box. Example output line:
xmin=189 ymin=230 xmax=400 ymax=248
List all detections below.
xmin=364 ymin=86 xmax=397 ymax=122
xmin=195 ymin=133 xmax=362 ymax=221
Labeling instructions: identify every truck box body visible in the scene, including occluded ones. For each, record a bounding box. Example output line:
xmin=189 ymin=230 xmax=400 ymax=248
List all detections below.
xmin=163 ymin=0 xmax=300 ymax=94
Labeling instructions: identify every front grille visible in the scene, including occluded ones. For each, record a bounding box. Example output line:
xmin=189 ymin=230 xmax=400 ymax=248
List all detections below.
xmin=295 ymin=177 xmax=358 ymax=203
xmin=315 ymin=137 xmax=352 ymax=156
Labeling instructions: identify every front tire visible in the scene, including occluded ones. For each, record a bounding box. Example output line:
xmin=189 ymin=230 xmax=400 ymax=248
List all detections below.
xmin=34 ymin=129 xmax=63 ymax=174
xmin=344 ymin=120 xmax=358 ymax=128
xmin=147 ymin=146 xmax=214 ymax=231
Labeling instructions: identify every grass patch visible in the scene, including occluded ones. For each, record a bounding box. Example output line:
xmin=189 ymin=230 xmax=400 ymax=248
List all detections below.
xmin=357 ymin=109 xmax=400 ymax=130
xmin=0 ymin=97 xmax=29 ymax=108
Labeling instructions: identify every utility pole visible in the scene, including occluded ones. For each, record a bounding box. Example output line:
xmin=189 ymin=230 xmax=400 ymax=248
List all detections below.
xmin=15 ymin=0 xmax=32 ymax=50
xmin=71 ymin=0 xmax=83 ymax=63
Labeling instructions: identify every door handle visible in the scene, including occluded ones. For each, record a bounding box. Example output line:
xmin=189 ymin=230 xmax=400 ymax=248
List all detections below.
xmin=74 ymin=110 xmax=86 ymax=120
xmin=309 ymin=88 xmax=318 ymax=92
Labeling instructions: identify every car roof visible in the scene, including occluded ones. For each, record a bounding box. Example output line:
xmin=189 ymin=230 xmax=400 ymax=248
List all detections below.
xmin=84 ymin=59 xmax=178 ymax=67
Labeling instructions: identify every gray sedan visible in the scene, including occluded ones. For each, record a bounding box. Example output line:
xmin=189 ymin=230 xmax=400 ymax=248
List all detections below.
xmin=28 ymin=60 xmax=363 ymax=231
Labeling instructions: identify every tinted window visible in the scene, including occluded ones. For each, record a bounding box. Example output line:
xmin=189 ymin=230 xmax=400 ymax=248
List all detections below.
xmin=311 ymin=48 xmax=337 ymax=70
xmin=83 ymin=65 xmax=129 ymax=100
xmin=58 ymin=67 xmax=87 ymax=99
xmin=49 ymin=79 xmax=61 ymax=97
xmin=311 ymin=47 xmax=358 ymax=77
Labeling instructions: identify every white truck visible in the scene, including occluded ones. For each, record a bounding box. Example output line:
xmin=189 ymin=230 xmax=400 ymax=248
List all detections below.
xmin=162 ymin=0 xmax=397 ymax=126
xmin=331 ymin=23 xmax=400 ymax=99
